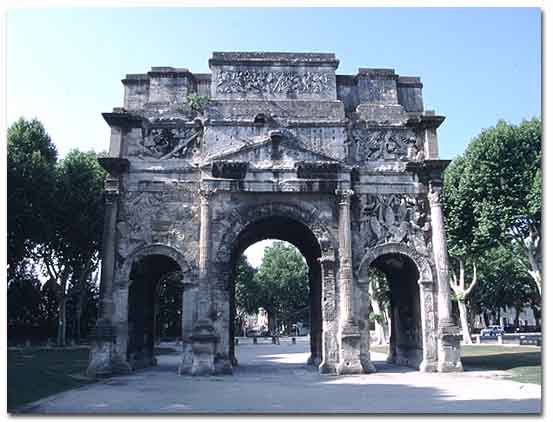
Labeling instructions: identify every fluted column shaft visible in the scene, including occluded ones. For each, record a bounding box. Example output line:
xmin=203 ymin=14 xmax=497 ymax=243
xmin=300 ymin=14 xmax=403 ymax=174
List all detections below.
xmin=99 ymin=179 xmax=119 ymax=321
xmin=336 ymin=189 xmax=356 ymax=328
xmin=197 ymin=188 xmax=212 ymax=321
xmin=428 ymin=184 xmax=453 ymax=327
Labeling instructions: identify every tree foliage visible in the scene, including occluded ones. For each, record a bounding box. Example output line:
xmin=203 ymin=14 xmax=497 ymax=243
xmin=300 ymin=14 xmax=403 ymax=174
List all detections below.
xmin=7 ymin=118 xmax=58 ymax=272
xmin=35 ymin=149 xmax=107 ymax=345
xmin=255 ymin=241 xmax=310 ymax=329
xmin=155 ymin=271 xmax=184 ymax=340
xmin=470 ymin=245 xmax=539 ymax=325
xmin=442 ymin=118 xmax=542 ymax=293
xmin=234 ymin=255 xmax=259 ymax=316
xmin=234 ymin=242 xmax=310 ymax=333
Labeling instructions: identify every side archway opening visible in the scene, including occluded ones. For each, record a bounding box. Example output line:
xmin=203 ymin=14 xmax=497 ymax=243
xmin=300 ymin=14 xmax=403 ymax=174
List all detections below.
xmin=127 ymin=254 xmax=184 ymax=370
xmin=368 ymin=252 xmax=423 ymax=369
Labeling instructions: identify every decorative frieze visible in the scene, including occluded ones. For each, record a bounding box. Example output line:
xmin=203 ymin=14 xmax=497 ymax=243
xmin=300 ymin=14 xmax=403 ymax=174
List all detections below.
xmin=216 ymin=70 xmax=332 ymax=96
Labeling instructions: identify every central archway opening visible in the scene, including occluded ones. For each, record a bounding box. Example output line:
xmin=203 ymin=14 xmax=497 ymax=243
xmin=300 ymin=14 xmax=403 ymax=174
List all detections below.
xmin=369 ymin=253 xmax=423 ymax=369
xmin=229 ymin=216 xmax=322 ymax=369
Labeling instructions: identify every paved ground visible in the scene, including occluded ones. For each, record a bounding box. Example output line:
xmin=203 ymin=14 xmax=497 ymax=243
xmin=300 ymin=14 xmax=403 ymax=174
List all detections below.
xmin=19 ymin=338 xmax=541 ymax=414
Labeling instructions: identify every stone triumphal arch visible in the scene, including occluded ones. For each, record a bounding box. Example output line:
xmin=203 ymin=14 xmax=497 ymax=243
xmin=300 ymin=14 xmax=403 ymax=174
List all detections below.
xmin=87 ymin=52 xmax=463 ymax=377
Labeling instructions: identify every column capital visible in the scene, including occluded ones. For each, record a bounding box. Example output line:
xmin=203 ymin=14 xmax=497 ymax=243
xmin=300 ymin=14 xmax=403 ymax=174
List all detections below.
xmin=335 ymin=189 xmax=354 ymax=206
xmin=198 ymin=187 xmax=216 ymax=205
xmin=105 ymin=190 xmax=119 ymax=205
xmin=427 ymin=183 xmax=442 ymax=208
xmin=104 ymin=177 xmax=120 ymax=204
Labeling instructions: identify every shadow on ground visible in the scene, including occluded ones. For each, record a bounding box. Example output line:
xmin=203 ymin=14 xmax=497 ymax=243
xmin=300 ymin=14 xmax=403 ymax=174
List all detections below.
xmin=13 ymin=342 xmax=541 ymax=414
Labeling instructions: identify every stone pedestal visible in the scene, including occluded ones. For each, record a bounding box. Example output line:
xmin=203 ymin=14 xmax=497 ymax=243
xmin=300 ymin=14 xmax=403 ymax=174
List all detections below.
xmin=87 ymin=339 xmax=115 ymax=378
xmin=178 ymin=342 xmax=194 ymax=375
xmin=437 ymin=325 xmax=463 ymax=372
xmin=307 ymin=354 xmax=322 ymax=366
xmin=86 ymin=319 xmax=131 ymax=378
xmin=337 ymin=323 xmax=365 ymax=375
xmin=360 ymin=352 xmax=377 ymax=374
xmin=214 ymin=354 xmax=233 ymax=374
xmin=189 ymin=321 xmax=218 ymax=376
xmin=419 ymin=359 xmax=438 ymax=373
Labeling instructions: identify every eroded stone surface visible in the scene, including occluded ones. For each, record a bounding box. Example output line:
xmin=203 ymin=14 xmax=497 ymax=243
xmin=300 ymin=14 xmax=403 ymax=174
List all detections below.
xmin=87 ymin=51 xmax=462 ymax=378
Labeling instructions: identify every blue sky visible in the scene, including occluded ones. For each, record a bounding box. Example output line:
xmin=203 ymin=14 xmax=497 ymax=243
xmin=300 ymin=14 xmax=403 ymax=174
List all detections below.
xmin=7 ymin=7 xmax=541 ymax=159
xmin=6 ymin=7 xmax=542 ymax=266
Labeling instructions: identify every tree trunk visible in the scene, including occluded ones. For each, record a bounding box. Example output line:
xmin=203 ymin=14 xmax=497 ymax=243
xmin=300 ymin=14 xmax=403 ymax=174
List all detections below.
xmin=523 ymin=229 xmax=542 ymax=295
xmin=456 ymin=300 xmax=472 ymax=344
xmin=526 ymin=256 xmax=542 ymax=296
xmin=75 ymin=289 xmax=86 ymax=342
xmin=384 ymin=309 xmax=391 ymax=344
xmin=530 ymin=305 xmax=541 ymax=330
xmin=370 ymin=295 xmax=386 ymax=345
xmin=267 ymin=313 xmax=273 ymax=335
xmin=514 ymin=307 xmax=521 ymax=329
xmin=468 ymin=304 xmax=476 ymax=333
xmin=57 ymin=296 xmax=68 ymax=347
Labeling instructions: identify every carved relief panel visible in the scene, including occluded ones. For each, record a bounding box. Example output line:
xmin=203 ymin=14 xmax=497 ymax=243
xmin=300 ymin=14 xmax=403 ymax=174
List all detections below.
xmin=116 ymin=184 xmax=200 ymax=265
xmin=138 ymin=124 xmax=204 ymax=160
xmin=215 ymin=70 xmax=333 ymax=98
xmin=357 ymin=194 xmax=431 ymax=256
xmin=349 ymin=128 xmax=424 ymax=163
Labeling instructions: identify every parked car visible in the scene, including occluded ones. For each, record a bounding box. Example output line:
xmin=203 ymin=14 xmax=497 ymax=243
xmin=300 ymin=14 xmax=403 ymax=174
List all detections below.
xmin=246 ymin=329 xmax=260 ymax=337
xmin=480 ymin=325 xmax=504 ymax=337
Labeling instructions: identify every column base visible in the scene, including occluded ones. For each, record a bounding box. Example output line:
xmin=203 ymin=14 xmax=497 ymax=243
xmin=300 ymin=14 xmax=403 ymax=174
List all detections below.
xmin=86 ymin=346 xmax=132 ymax=378
xmin=419 ymin=359 xmax=438 ymax=373
xmin=86 ymin=320 xmax=132 ymax=378
xmin=337 ymin=326 xmax=364 ymax=375
xmin=190 ymin=320 xmax=218 ymax=376
xmin=361 ymin=354 xmax=377 ymax=373
xmin=178 ymin=342 xmax=194 ymax=375
xmin=318 ymin=360 xmax=338 ymax=374
xmin=437 ymin=324 xmax=464 ymax=373
xmin=214 ymin=354 xmax=233 ymax=375
xmin=336 ymin=359 xmax=364 ymax=375
xmin=307 ymin=354 xmax=322 ymax=366
xmin=129 ymin=353 xmax=157 ymax=370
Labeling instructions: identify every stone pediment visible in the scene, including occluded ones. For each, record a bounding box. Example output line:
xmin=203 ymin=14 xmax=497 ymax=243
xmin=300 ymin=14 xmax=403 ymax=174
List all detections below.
xmin=203 ymin=130 xmax=340 ymax=167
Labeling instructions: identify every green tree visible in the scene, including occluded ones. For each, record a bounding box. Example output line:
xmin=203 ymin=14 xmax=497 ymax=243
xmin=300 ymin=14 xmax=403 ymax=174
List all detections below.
xmin=234 ymin=255 xmax=259 ymax=334
xmin=367 ymin=267 xmax=390 ymax=345
xmin=7 ymin=264 xmax=44 ymax=336
xmin=154 ymin=271 xmax=184 ymax=342
xmin=443 ymin=118 xmax=541 ymax=341
xmin=470 ymin=246 xmax=539 ymax=327
xmin=234 ymin=255 xmax=259 ymax=315
xmin=7 ymin=118 xmax=57 ymax=274
xmin=255 ymin=242 xmax=309 ymax=334
xmin=37 ymin=150 xmax=106 ymax=345
xmin=443 ymin=118 xmax=541 ymax=293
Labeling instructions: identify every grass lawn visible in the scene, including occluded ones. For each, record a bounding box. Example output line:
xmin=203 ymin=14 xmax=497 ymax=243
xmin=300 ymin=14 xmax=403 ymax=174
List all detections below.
xmin=461 ymin=345 xmax=541 ymax=385
xmin=7 ymin=345 xmax=181 ymax=412
xmin=7 ymin=347 xmax=94 ymax=412
xmin=370 ymin=344 xmax=541 ymax=385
